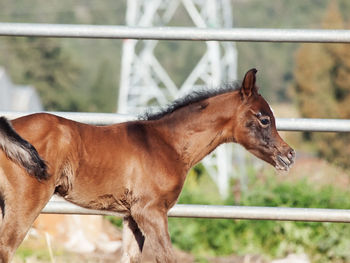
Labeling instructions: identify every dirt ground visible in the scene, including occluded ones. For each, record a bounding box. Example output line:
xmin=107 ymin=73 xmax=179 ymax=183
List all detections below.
xmin=14 ymin=218 xmax=268 ymax=263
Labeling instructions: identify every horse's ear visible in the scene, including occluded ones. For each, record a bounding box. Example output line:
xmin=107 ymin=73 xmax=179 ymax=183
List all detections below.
xmin=241 ymin=68 xmax=258 ymax=99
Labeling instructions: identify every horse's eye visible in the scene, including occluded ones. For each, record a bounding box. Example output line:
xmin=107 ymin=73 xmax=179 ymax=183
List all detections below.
xmin=260 ymin=118 xmax=270 ymax=126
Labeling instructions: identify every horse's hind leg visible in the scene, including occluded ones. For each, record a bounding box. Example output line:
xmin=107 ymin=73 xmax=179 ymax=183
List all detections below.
xmin=0 ymin=207 xmax=29 ymax=263
xmin=0 ymin=168 xmax=54 ymax=263
xmin=121 ymin=216 xmax=145 ymax=263
xmin=0 ymin=192 xmax=52 ymax=263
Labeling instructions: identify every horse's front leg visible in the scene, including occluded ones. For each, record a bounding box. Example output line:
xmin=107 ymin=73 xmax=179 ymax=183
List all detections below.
xmin=131 ymin=204 xmax=176 ymax=263
xmin=121 ymin=216 xmax=145 ymax=263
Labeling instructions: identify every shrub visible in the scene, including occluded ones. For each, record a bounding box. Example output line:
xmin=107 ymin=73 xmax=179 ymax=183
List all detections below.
xmin=168 ymin=172 xmax=350 ymax=262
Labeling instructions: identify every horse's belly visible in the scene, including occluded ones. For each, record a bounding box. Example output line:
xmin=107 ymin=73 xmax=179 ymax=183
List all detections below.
xmin=61 ymin=189 xmax=133 ymax=215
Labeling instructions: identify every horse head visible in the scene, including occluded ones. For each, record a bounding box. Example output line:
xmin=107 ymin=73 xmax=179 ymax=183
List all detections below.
xmin=233 ymin=68 xmax=295 ymax=171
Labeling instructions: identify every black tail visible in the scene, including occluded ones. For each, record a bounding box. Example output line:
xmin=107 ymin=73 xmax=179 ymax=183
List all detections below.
xmin=0 ymin=117 xmax=48 ymax=181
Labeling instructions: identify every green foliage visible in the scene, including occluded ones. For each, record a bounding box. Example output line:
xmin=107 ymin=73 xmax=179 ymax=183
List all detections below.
xmin=0 ymin=37 xmax=84 ymax=111
xmin=167 ymin=172 xmax=350 ymax=262
xmin=15 ymin=246 xmax=35 ymax=260
xmin=15 ymin=245 xmax=52 ymax=261
xmin=234 ymin=0 xmax=326 ymax=102
xmin=87 ymin=60 xmax=117 ymax=112
xmin=2 ymin=0 xmax=348 ymax=112
xmin=294 ymin=0 xmax=350 ymax=168
xmin=0 ymin=0 xmax=124 ymax=112
xmin=105 ymin=215 xmax=123 ymax=228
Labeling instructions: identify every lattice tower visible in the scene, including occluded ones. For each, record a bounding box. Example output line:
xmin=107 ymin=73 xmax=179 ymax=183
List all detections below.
xmin=118 ymin=0 xmax=240 ymax=197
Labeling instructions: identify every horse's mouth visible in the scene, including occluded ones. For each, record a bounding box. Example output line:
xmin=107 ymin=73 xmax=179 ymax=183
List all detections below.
xmin=275 ymin=155 xmax=293 ymax=171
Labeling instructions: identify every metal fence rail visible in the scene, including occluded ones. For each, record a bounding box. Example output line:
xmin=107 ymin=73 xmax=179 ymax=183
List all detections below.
xmin=44 ymin=201 xmax=350 ymax=223
xmin=5 ymin=110 xmax=349 ymax=222
xmin=1 ymin=22 xmax=350 ymax=43
xmin=2 ymin=111 xmax=350 ymax=132
xmin=2 ymin=21 xmax=350 ymax=223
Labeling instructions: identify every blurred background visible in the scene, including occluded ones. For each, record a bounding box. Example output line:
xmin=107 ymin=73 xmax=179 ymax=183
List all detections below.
xmin=1 ymin=0 xmax=350 ymax=262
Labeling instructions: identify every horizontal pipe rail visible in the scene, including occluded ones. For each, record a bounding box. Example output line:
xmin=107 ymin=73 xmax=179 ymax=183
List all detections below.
xmin=43 ymin=201 xmax=350 ymax=223
xmin=2 ymin=22 xmax=350 ymax=224
xmin=1 ymin=22 xmax=350 ymax=43
xmin=2 ymin=111 xmax=350 ymax=132
xmin=276 ymin=118 xmax=350 ymax=132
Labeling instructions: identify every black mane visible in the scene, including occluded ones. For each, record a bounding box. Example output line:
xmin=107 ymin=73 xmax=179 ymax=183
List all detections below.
xmin=140 ymin=82 xmax=240 ymax=121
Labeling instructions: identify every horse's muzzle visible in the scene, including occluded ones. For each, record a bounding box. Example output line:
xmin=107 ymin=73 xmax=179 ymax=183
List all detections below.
xmin=275 ymin=148 xmax=295 ymax=171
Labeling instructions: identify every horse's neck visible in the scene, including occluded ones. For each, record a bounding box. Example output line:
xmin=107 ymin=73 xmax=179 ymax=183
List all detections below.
xmin=155 ymin=91 xmax=240 ymax=168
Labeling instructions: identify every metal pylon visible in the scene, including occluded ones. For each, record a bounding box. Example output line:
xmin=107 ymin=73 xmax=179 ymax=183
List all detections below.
xmin=118 ymin=0 xmax=238 ymax=198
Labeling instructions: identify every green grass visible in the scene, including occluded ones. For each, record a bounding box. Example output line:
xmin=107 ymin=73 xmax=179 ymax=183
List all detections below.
xmin=15 ymin=246 xmax=52 ymax=261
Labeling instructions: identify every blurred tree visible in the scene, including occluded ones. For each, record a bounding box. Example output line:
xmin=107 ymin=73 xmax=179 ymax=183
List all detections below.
xmin=88 ymin=60 xmax=117 ymax=112
xmin=0 ymin=37 xmax=84 ymax=111
xmin=0 ymin=0 xmax=125 ymax=113
xmin=2 ymin=0 xmax=350 ymax=112
xmin=294 ymin=0 xmax=350 ymax=168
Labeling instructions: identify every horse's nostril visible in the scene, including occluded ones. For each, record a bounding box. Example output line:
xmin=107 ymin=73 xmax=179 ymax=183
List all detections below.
xmin=287 ymin=149 xmax=295 ymax=160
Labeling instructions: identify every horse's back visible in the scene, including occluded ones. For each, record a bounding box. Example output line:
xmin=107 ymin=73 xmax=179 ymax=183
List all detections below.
xmin=12 ymin=113 xmax=78 ymax=139
xmin=11 ymin=113 xmax=81 ymax=178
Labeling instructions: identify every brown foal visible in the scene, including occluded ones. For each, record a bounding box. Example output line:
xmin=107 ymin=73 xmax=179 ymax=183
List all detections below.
xmin=0 ymin=69 xmax=295 ymax=263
